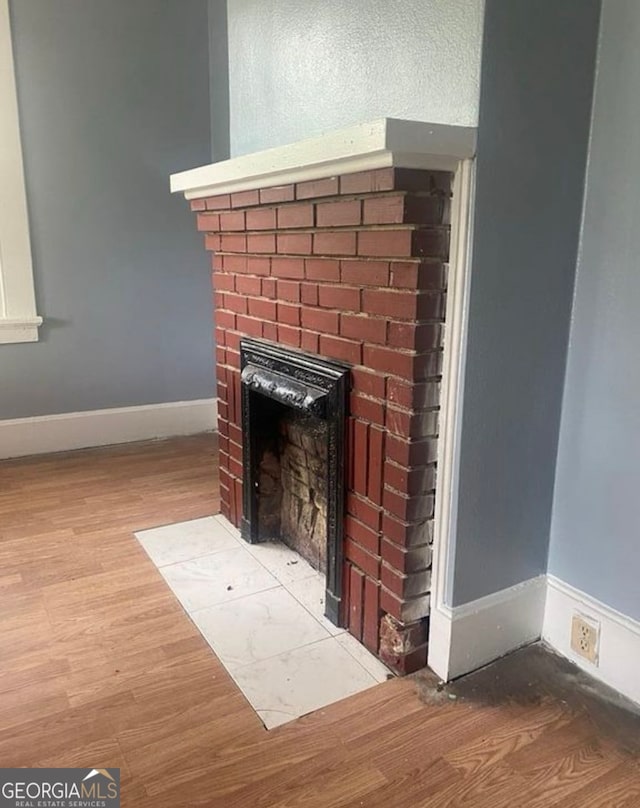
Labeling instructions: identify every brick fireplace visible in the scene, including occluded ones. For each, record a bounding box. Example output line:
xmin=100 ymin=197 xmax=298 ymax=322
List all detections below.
xmin=171 ymin=119 xmax=475 ymax=675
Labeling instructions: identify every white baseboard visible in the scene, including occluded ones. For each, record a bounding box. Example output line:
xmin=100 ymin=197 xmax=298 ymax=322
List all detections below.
xmin=543 ymin=575 xmax=640 ymax=706
xmin=0 ymin=398 xmax=218 ymax=459
xmin=428 ymin=575 xmax=547 ymax=681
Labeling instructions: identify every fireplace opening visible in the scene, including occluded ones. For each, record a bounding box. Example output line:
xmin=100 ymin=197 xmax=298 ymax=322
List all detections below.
xmin=240 ymin=338 xmax=350 ymax=625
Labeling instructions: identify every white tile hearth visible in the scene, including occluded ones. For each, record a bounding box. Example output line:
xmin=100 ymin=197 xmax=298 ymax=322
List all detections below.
xmin=135 ymin=515 xmax=391 ymax=729
xmin=158 ymin=548 xmax=280 ymax=612
xmin=191 ymin=587 xmax=330 ymax=670
xmin=233 ymin=636 xmax=379 ymax=729
xmin=137 ymin=516 xmax=238 ymax=567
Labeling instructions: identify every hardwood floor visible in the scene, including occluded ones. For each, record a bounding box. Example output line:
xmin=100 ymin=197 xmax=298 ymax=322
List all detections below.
xmin=0 ymin=435 xmax=637 ymax=806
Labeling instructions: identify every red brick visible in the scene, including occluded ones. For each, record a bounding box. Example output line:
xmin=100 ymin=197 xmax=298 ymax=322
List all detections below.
xmin=358 ymin=230 xmax=412 ymax=258
xmin=221 ymin=233 xmax=247 ymax=253
xmin=235 ymin=315 xmax=262 ymax=338
xmin=386 ymin=434 xmax=438 ymax=467
xmin=346 ymin=539 xmax=380 ymax=579
xmin=277 ymin=203 xmax=314 ymax=229
xmin=351 ymin=395 xmax=385 ymax=426
xmin=271 ymin=257 xmax=304 ymax=279
xmin=351 ymin=367 xmax=386 ymax=399
xmin=248 ymin=298 xmax=276 ymax=320
xmin=300 ymin=282 xmax=319 ymax=305
xmin=347 ymin=493 xmax=381 ymax=531
xmin=213 ymin=272 xmax=235 ymax=292
xmin=260 ymin=184 xmax=295 ymax=204
xmin=352 ymin=420 xmax=369 ymax=496
xmin=318 ymin=285 xmax=360 ymax=312
xmin=277 ymin=302 xmax=301 ymax=326
xmin=246 ymin=208 xmax=276 ymax=230
xmin=204 ymin=233 xmax=221 ymax=251
xmin=247 ymin=233 xmax=276 ymax=254
xmin=263 ymin=322 xmax=278 ymax=341
xmin=362 ymin=578 xmax=380 ymax=654
xmin=394 ymin=168 xmax=452 ymax=194
xmin=235 ymin=275 xmax=261 ymax=296
xmin=384 ymin=461 xmax=436 ymax=497
xmin=223 ymin=293 xmax=248 ymax=315
xmin=278 ymin=324 xmax=302 ymax=347
xmin=362 ymin=289 xmax=416 ymax=320
xmin=214 ymin=327 xmax=226 ymax=347
xmin=414 ymin=229 xmax=449 ymax=259
xmin=380 ymin=541 xmax=431 ymax=576
xmin=246 ymin=256 xmax=270 ymax=275
xmin=314 ymin=231 xmax=357 ymax=256
xmin=319 ymin=334 xmax=361 ymax=365
xmin=277 ymin=280 xmax=300 ymax=302
xmin=390 ymin=261 xmax=446 ymax=290
xmin=229 ymin=423 xmax=243 ymax=445
xmin=316 ymin=199 xmax=361 ymax=227
xmin=224 ymin=254 xmax=249 ymax=273
xmin=261 ymin=277 xmax=277 ymax=298
xmin=216 ymin=310 xmax=236 ymax=331
xmin=362 ymin=195 xmax=405 ymax=225
xmin=340 ymin=313 xmax=386 ymax=344
xmin=277 ymin=233 xmax=312 ymax=254
xmin=225 ymin=331 xmax=240 ymax=351
xmin=339 ymin=168 xmax=395 ymax=195
xmin=386 ymin=379 xmax=439 ymax=410
xmin=300 ymin=330 xmax=319 ymax=353
xmin=220 ymin=210 xmax=245 ymax=231
xmin=341 ymin=260 xmax=390 ymax=287
xmin=196 ymin=212 xmax=220 ymax=231
xmin=368 ymin=425 xmax=384 ymax=505
xmin=231 ymin=189 xmax=259 ymax=208
xmin=211 ymin=253 xmax=223 ymax=271
xmin=296 ymin=176 xmax=339 ymax=199
xmin=345 ymin=514 xmax=379 ymax=555
xmin=386 ymin=407 xmax=438 ymax=440
xmin=301 ymin=308 xmax=339 ymax=334
xmin=305 ymin=258 xmax=340 ymax=282
xmin=348 ymin=565 xmax=364 ymax=640
xmin=205 ymin=194 xmax=231 ymax=210
xmin=363 ymin=194 xmax=446 ymax=226
xmin=229 ymin=439 xmax=242 ymax=463
xmin=388 ymin=321 xmax=442 ymax=350
xmin=363 ymin=345 xmax=416 ymax=380
xmin=191 ymin=198 xmax=206 ymax=212
xmin=383 ymin=488 xmax=434 ymax=522
xmin=214 ymin=291 xmax=224 ymax=310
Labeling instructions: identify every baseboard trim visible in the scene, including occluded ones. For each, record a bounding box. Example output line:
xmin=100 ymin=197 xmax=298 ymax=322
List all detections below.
xmin=543 ymin=575 xmax=640 ymax=706
xmin=0 ymin=399 xmax=218 ymax=459
xmin=428 ymin=575 xmax=547 ymax=681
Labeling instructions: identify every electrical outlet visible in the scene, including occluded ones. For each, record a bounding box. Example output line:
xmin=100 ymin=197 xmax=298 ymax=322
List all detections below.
xmin=570 ymin=613 xmax=600 ymax=664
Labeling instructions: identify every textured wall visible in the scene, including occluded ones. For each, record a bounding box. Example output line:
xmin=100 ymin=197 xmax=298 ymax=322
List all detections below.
xmin=549 ymin=0 xmax=640 ymax=621
xmin=1 ymin=0 xmax=213 ymax=419
xmin=449 ymin=0 xmax=601 ymax=605
xmin=226 ymin=0 xmax=484 ymax=156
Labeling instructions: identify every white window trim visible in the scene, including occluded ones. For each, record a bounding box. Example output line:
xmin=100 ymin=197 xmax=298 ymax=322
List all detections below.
xmin=0 ymin=0 xmax=41 ymax=344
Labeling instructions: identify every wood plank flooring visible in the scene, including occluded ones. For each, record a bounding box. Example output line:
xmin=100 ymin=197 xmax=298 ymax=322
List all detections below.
xmin=0 ymin=434 xmax=638 ymax=806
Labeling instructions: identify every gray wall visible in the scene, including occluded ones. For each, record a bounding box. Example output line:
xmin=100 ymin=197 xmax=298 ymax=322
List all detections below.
xmin=226 ymin=0 xmax=484 ymax=156
xmin=449 ymin=0 xmax=601 ymax=605
xmin=549 ymin=0 xmax=640 ymax=621
xmin=1 ymin=0 xmax=213 ymax=420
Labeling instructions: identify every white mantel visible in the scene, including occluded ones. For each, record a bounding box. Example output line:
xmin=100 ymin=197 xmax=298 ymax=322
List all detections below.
xmin=170 ymin=118 xmax=476 ymax=200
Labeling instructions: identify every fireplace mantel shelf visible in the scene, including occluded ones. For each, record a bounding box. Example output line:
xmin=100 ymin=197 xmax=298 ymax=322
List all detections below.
xmin=170 ymin=118 xmax=476 ymax=200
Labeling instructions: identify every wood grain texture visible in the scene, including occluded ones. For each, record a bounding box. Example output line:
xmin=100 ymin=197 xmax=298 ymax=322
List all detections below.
xmin=0 ymin=435 xmax=638 ymax=806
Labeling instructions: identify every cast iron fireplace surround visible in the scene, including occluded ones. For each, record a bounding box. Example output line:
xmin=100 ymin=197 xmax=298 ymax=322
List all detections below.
xmin=240 ymin=338 xmax=350 ymax=625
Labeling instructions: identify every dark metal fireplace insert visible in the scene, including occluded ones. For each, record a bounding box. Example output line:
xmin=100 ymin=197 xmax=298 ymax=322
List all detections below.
xmin=240 ymin=338 xmax=350 ymax=625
